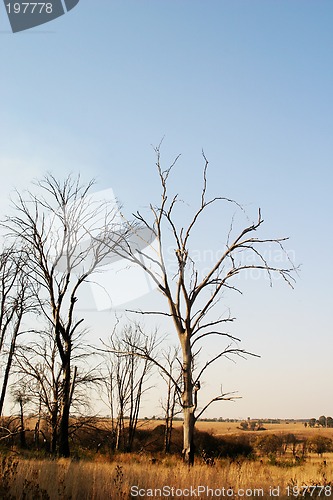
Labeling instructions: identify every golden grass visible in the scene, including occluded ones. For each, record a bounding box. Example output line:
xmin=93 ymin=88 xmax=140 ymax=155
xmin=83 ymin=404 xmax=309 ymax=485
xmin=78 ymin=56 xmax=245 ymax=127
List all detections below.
xmin=20 ymin=416 xmax=333 ymax=440
xmin=1 ymin=453 xmax=333 ymax=499
xmin=2 ymin=420 xmax=333 ymax=498
xmin=145 ymin=419 xmax=333 ymax=438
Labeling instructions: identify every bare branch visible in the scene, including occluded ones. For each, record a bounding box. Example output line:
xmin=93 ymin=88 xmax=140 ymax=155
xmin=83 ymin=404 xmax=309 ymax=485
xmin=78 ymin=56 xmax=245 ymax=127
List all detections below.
xmin=194 ymin=345 xmax=260 ymax=386
xmin=195 ymin=390 xmax=240 ymax=421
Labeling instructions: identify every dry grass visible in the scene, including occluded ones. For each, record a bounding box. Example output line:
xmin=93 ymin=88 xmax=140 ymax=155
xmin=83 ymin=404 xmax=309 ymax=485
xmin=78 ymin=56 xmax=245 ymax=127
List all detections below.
xmin=21 ymin=416 xmax=333 ymax=440
xmin=1 ymin=420 xmax=333 ymax=498
xmin=163 ymin=420 xmax=333 ymax=439
xmin=1 ymin=453 xmax=333 ymax=499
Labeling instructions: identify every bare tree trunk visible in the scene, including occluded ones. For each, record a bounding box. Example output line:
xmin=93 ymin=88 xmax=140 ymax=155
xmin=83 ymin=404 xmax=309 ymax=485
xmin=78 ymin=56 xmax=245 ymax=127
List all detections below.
xmin=19 ymin=397 xmax=26 ymax=448
xmin=164 ymin=381 xmax=177 ymax=454
xmin=0 ymin=339 xmax=15 ymax=415
xmin=115 ymin=411 xmax=124 ymax=451
xmin=164 ymin=392 xmax=171 ymax=453
xmin=34 ymin=395 xmax=42 ymax=449
xmin=159 ymin=346 xmax=180 ymax=454
xmin=183 ymin=408 xmax=195 ymax=466
xmin=50 ymin=402 xmax=58 ymax=454
xmin=58 ymin=349 xmax=71 ymax=457
xmin=181 ymin=336 xmax=195 ymax=465
xmin=0 ymin=320 xmax=21 ymax=415
xmin=127 ymin=357 xmax=147 ymax=452
xmin=58 ymin=404 xmax=70 ymax=457
xmin=164 ymin=377 xmax=172 ymax=453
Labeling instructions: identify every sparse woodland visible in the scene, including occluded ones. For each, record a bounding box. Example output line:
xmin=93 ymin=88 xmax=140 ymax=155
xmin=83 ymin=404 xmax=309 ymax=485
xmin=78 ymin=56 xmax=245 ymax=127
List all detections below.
xmin=2 ymin=154 xmax=328 ymax=499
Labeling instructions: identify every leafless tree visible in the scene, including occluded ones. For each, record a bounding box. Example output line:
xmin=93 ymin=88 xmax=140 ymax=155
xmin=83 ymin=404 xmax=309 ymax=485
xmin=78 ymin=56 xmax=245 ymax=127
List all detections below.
xmin=107 ymin=146 xmax=296 ymax=464
xmin=4 ymin=174 xmax=129 ymax=456
xmin=14 ymin=329 xmax=100 ymax=453
xmin=0 ymin=247 xmax=35 ymax=416
xmin=159 ymin=346 xmax=182 ymax=453
xmin=11 ymin=381 xmax=31 ymax=448
xmin=102 ymin=323 xmax=156 ymax=452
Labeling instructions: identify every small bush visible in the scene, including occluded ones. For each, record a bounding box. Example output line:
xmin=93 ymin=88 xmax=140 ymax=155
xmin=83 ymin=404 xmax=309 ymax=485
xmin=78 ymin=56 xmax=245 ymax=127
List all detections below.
xmin=256 ymin=434 xmax=284 ymax=456
xmin=308 ymin=436 xmax=333 ymax=456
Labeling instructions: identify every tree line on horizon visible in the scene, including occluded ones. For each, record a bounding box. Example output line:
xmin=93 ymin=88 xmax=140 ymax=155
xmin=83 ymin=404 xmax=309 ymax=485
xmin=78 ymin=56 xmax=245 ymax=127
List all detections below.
xmin=307 ymin=416 xmax=333 ymax=428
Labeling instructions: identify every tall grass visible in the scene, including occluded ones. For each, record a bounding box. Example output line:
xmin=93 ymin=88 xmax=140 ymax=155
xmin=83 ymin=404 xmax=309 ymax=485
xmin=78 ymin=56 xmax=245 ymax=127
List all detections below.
xmin=1 ymin=453 xmax=332 ymax=499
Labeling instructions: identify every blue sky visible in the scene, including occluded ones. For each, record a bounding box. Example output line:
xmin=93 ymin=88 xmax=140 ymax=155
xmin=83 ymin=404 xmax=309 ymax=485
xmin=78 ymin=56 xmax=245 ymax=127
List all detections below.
xmin=0 ymin=1 xmax=332 ymax=419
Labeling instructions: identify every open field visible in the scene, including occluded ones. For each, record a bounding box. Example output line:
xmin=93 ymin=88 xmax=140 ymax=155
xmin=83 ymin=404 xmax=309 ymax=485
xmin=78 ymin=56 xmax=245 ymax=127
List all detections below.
xmin=195 ymin=421 xmax=333 ymax=439
xmin=1 ymin=419 xmax=333 ymax=498
xmin=142 ymin=418 xmax=333 ymax=439
xmin=17 ymin=417 xmax=333 ymax=439
xmin=1 ymin=452 xmax=333 ymax=499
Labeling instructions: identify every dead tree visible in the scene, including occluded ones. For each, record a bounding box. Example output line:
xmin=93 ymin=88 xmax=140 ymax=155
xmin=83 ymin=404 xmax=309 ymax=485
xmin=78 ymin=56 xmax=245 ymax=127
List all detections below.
xmin=4 ymin=174 xmax=129 ymax=457
xmin=160 ymin=346 xmax=182 ymax=453
xmin=0 ymin=248 xmax=34 ymax=416
xmin=103 ymin=323 xmax=156 ymax=452
xmin=15 ymin=329 xmax=100 ymax=453
xmin=11 ymin=382 xmax=30 ymax=448
xmin=107 ymin=146 xmax=296 ymax=465
xmin=14 ymin=332 xmax=63 ymax=453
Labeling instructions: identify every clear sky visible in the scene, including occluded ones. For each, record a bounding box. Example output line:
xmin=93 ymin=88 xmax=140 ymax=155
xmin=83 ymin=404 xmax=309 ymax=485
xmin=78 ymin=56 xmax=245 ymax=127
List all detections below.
xmin=0 ymin=0 xmax=332 ymax=420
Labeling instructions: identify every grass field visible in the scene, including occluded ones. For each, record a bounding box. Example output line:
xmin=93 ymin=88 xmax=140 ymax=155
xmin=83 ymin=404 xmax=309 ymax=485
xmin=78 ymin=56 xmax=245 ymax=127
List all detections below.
xmin=165 ymin=419 xmax=333 ymax=436
xmin=1 ymin=452 xmax=332 ymax=499
xmin=1 ymin=420 xmax=333 ymax=499
xmin=143 ymin=418 xmax=333 ymax=441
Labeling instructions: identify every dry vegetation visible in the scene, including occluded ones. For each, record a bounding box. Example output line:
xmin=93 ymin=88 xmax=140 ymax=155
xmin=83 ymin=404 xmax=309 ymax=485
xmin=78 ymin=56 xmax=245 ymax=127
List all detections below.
xmin=1 ymin=420 xmax=333 ymax=499
xmin=182 ymin=420 xmax=333 ymax=439
xmin=0 ymin=453 xmax=332 ymax=499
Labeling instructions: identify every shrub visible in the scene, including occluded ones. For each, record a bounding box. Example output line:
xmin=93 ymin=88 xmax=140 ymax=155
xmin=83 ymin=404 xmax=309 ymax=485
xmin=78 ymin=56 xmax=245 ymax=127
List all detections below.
xmin=256 ymin=434 xmax=283 ymax=456
xmin=308 ymin=436 xmax=333 ymax=456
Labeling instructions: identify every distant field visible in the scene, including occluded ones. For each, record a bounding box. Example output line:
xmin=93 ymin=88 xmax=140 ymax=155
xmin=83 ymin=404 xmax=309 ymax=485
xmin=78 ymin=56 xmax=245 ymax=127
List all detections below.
xmin=20 ymin=417 xmax=333 ymax=436
xmin=139 ymin=419 xmax=333 ymax=439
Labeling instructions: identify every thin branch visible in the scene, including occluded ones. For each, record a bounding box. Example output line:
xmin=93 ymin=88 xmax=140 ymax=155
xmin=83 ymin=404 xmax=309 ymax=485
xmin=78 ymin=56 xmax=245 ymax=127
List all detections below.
xmin=195 ymin=391 xmax=240 ymax=421
xmin=194 ymin=346 xmax=260 ymax=386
